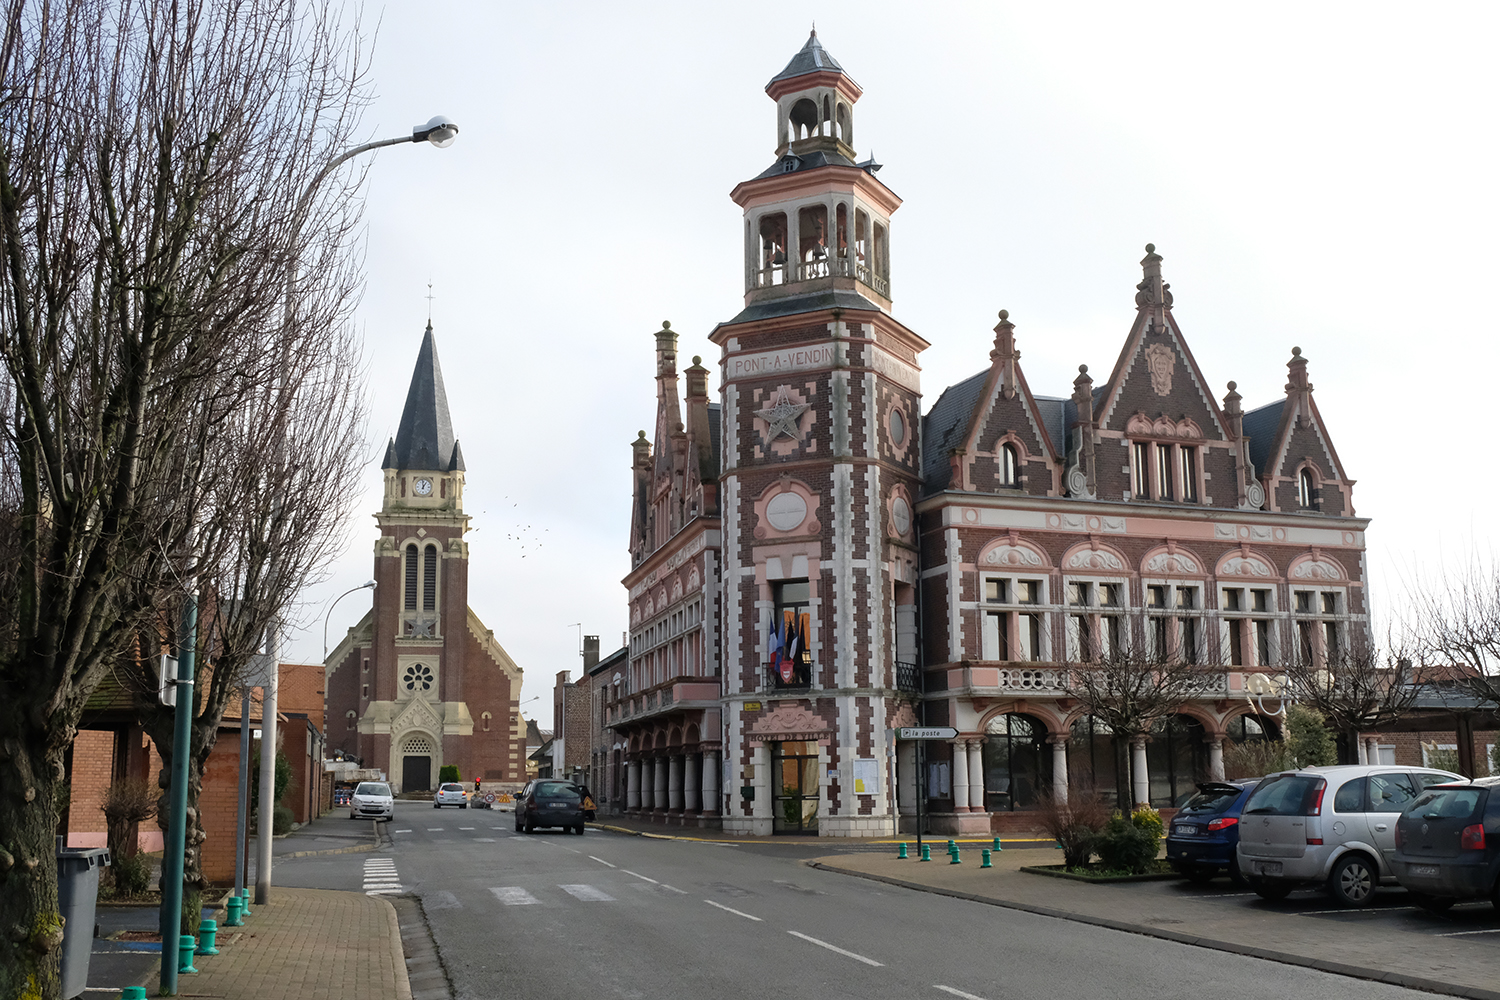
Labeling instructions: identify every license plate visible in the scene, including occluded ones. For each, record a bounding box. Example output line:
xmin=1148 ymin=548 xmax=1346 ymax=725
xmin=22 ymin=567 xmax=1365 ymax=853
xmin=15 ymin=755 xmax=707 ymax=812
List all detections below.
xmin=1174 ymin=825 xmax=1198 ymax=836
xmin=1254 ymin=861 xmax=1283 ymax=875
xmin=1410 ymin=865 xmax=1440 ymax=877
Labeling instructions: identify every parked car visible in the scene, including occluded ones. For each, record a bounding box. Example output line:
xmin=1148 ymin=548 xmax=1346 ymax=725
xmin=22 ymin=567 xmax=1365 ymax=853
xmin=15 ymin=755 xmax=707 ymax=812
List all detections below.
xmin=434 ymin=783 xmax=469 ymax=809
xmin=1166 ymin=779 xmax=1259 ymax=883
xmin=1392 ymin=776 xmax=1500 ymax=911
xmin=514 ymin=779 xmax=586 ymax=835
xmin=1237 ymin=764 xmax=1463 ymax=906
xmin=348 ymin=781 xmax=394 ymax=822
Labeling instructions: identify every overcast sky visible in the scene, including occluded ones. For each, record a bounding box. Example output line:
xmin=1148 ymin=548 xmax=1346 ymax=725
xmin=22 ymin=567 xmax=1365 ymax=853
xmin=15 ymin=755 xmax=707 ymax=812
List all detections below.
xmin=285 ymin=2 xmax=1500 ymax=716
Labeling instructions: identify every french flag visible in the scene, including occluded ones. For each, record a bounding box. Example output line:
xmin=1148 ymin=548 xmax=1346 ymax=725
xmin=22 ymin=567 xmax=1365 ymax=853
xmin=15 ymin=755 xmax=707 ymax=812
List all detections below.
xmin=779 ymin=616 xmax=801 ymax=684
xmin=767 ymin=615 xmax=784 ymax=676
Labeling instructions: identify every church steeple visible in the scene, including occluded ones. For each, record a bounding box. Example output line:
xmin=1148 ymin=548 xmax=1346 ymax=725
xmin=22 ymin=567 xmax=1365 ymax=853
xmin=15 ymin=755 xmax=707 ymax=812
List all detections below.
xmin=385 ymin=322 xmax=465 ymax=473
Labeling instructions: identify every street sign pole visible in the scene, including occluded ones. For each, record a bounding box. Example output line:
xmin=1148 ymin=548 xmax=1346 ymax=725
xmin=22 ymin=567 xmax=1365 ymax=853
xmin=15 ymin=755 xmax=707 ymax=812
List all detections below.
xmin=916 ymin=739 xmax=924 ymax=853
xmin=894 ymin=729 xmax=959 ymax=854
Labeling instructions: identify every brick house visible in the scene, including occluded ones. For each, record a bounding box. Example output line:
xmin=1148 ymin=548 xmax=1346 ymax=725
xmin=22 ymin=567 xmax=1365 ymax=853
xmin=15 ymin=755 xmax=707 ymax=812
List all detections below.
xmin=324 ymin=324 xmax=527 ymax=793
xmin=614 ymin=31 xmax=1380 ymax=837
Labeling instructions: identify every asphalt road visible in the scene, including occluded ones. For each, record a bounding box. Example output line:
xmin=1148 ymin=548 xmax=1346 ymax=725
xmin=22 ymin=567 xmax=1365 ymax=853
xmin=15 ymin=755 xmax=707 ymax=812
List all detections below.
xmin=273 ymin=801 xmax=1458 ymax=1000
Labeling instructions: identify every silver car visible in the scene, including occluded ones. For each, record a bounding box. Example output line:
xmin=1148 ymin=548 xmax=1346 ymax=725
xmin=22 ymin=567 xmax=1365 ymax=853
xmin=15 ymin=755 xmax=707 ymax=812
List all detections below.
xmin=348 ymin=781 xmax=393 ymax=822
xmin=1237 ymin=764 xmax=1462 ymax=906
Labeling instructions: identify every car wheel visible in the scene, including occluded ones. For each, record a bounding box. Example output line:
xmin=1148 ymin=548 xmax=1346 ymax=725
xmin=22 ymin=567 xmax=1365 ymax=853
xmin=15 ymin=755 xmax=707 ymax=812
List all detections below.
xmin=1184 ymin=866 xmax=1216 ymax=885
xmin=1327 ymin=854 xmax=1377 ymax=908
xmin=1411 ymin=893 xmax=1456 ymax=913
xmin=1251 ymin=879 xmax=1294 ymax=901
xmin=524 ymin=820 xmax=534 ymax=834
xmin=349 ymin=811 xmax=356 ymax=820
xmin=461 ymin=803 xmax=468 ymax=809
xmin=1229 ymin=856 xmax=1249 ymax=888
xmin=576 ymin=824 xmax=585 ymax=836
xmin=434 ymin=802 xmax=440 ymax=809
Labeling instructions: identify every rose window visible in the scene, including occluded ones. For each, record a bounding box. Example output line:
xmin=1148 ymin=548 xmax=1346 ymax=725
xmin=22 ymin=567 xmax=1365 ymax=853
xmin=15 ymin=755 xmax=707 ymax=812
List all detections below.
xmin=402 ymin=663 xmax=434 ymax=693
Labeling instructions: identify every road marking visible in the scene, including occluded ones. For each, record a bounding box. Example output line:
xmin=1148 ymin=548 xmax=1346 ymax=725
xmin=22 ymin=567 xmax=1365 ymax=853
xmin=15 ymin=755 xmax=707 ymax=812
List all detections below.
xmin=489 ymin=887 xmax=540 ymax=906
xmin=589 ymin=856 xmax=617 ymax=868
xmin=365 ymin=888 xmax=402 ymax=895
xmin=934 ymin=987 xmax=989 ymax=1000
xmin=560 ymin=884 xmax=615 ymax=902
xmin=660 ymin=884 xmax=688 ymax=894
xmin=427 ymin=827 xmax=443 ymax=831
xmin=393 ymin=829 xmax=412 ymax=833
xmin=622 ymin=870 xmax=659 ymax=884
xmin=459 ymin=826 xmax=475 ymax=830
xmin=474 ymin=837 xmax=496 ymax=842
xmin=1436 ymin=927 xmax=1500 ymax=937
xmin=704 ymin=899 xmax=762 ymax=921
xmin=787 ymin=931 xmax=883 ymax=967
xmin=492 ymin=827 xmax=507 ymax=830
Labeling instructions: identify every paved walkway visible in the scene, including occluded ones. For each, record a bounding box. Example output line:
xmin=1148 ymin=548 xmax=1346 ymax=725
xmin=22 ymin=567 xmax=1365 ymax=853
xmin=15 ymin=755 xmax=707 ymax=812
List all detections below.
xmin=811 ymin=845 xmax=1500 ymax=1000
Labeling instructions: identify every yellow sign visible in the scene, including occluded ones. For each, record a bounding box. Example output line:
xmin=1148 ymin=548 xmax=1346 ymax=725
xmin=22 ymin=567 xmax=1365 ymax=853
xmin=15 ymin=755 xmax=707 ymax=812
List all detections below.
xmin=744 ymin=701 xmax=762 ymax=712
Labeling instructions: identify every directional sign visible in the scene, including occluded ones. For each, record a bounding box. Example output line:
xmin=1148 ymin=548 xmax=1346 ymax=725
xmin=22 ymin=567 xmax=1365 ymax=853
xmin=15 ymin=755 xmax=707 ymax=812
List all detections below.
xmin=896 ymin=727 xmax=959 ymax=740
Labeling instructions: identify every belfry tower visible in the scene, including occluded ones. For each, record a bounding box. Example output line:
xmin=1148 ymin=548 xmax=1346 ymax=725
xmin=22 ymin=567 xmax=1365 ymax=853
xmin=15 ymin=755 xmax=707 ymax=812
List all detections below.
xmin=713 ymin=32 xmax=929 ymax=837
xmin=325 ymin=324 xmax=524 ymax=792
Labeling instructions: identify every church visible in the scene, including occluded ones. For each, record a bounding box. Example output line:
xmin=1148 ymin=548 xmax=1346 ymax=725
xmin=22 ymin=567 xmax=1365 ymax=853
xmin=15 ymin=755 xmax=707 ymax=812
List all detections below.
xmin=607 ymin=31 xmax=1369 ymax=836
xmin=325 ymin=325 xmax=526 ymax=792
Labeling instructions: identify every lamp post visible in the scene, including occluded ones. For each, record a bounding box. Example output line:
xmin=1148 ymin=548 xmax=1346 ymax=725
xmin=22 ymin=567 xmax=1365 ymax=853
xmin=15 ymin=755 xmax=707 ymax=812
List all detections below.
xmin=250 ymin=115 xmax=458 ymax=920
xmin=325 ymin=580 xmax=378 ymax=662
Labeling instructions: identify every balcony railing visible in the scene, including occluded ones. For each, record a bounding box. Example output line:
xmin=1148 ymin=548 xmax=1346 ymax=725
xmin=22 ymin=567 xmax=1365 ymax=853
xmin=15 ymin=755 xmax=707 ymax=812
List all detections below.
xmin=895 ymin=661 xmax=921 ymax=693
xmin=767 ymin=659 xmax=812 ymax=692
xmin=751 ymin=254 xmax=889 ymax=297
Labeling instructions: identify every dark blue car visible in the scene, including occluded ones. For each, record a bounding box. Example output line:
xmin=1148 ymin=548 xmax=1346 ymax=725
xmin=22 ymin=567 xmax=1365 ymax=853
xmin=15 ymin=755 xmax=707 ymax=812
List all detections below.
xmin=1166 ymin=779 xmax=1260 ymax=883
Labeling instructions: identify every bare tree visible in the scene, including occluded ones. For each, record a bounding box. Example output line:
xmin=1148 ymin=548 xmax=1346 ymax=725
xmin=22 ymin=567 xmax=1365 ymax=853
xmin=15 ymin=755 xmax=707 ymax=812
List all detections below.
xmin=1405 ymin=556 xmax=1500 ymax=708
xmin=0 ymin=2 xmax=370 ymax=995
xmin=1062 ymin=612 xmax=1212 ymax=741
xmin=1281 ymin=635 xmax=1421 ymax=765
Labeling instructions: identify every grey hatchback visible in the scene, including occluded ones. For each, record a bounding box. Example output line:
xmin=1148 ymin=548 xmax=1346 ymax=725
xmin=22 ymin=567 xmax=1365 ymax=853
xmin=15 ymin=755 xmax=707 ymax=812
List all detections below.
xmin=514 ymin=779 xmax=586 ymax=835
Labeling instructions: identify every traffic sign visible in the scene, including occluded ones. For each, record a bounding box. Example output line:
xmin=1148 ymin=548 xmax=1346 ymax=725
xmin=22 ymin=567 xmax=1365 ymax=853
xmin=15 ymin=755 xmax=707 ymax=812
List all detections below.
xmin=896 ymin=727 xmax=958 ymax=740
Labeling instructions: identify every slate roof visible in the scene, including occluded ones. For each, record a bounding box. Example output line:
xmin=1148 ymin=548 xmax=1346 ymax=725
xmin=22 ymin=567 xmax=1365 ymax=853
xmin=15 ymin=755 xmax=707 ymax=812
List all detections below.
xmin=1241 ymin=399 xmax=1285 ymax=477
xmin=717 ymin=288 xmax=886 ymax=329
xmin=921 ymin=369 xmax=988 ymax=495
xmin=769 ymin=30 xmax=847 ymax=86
xmin=386 ymin=323 xmax=464 ymax=472
xmin=708 ymin=402 xmax=722 ymax=474
xmin=1033 ymin=396 xmax=1069 ymax=462
xmin=750 ymin=148 xmax=862 ymax=181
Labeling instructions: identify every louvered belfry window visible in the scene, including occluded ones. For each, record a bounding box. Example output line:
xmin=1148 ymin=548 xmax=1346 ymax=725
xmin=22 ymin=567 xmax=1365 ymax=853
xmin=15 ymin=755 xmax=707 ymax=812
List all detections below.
xmin=423 ymin=545 xmax=438 ymax=611
xmin=404 ymin=544 xmax=419 ymax=610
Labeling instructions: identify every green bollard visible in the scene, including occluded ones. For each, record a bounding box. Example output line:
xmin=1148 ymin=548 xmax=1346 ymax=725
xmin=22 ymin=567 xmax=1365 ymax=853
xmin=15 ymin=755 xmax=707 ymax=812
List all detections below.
xmin=947 ymin=839 xmax=956 ymax=853
xmin=950 ymin=846 xmax=962 ymax=864
xmin=224 ymin=894 xmax=243 ymax=927
xmin=178 ymin=935 xmax=199 ymax=975
xmin=897 ymin=842 xmax=908 ymax=859
xmin=994 ymin=837 xmax=1003 ymax=852
xmin=982 ymin=849 xmax=993 ymax=868
xmin=1055 ymin=840 xmax=1064 ymax=849
xmin=919 ymin=844 xmax=932 ymax=861
xmin=119 ymin=988 xmax=148 ymax=1000
xmin=238 ymin=887 xmax=252 ymax=917
xmin=196 ymin=918 xmax=220 ymax=956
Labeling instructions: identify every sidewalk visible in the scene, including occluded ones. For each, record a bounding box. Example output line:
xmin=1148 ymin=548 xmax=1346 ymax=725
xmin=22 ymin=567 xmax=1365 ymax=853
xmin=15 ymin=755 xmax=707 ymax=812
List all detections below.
xmin=810 ymin=846 xmax=1500 ymax=1000
xmin=589 ymin=812 xmax=1055 ymax=847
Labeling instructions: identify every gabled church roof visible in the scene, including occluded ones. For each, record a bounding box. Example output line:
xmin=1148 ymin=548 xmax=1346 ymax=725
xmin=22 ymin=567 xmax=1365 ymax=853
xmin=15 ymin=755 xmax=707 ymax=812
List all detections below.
xmin=386 ymin=323 xmax=464 ymax=472
xmin=769 ymin=29 xmax=847 ymax=86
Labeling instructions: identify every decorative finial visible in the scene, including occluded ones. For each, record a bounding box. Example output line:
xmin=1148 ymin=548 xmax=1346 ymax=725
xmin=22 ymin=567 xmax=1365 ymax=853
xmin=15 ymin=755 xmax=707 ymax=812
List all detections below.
xmin=636 ymin=430 xmax=647 ymax=440
xmin=1145 ymin=243 xmax=1155 ymax=253
xmin=692 ymin=355 xmax=702 ymax=365
xmin=811 ymin=21 xmax=816 ymax=37
xmin=1079 ymin=364 xmax=1089 ymax=374
xmin=425 ymin=279 xmax=435 ymax=323
xmin=998 ymin=309 xmax=1009 ymax=320
xmin=662 ymin=320 xmax=671 ymax=330
xmin=1227 ymin=380 xmax=1237 ymax=391
xmin=1291 ymin=346 xmax=1302 ymax=357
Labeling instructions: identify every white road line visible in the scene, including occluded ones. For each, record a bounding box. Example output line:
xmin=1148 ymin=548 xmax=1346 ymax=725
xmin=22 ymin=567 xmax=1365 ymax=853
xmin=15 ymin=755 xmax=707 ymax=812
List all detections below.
xmin=1436 ymin=927 xmax=1500 ymax=937
xmin=622 ymin=870 xmax=659 ymax=884
xmin=589 ymin=856 xmax=617 ymax=868
xmin=492 ymin=827 xmax=506 ymax=830
xmin=459 ymin=826 xmax=475 ymax=830
xmin=934 ymin=987 xmax=989 ymax=1000
xmin=365 ymin=888 xmax=401 ymax=896
xmin=489 ymin=887 xmax=540 ymax=906
xmin=560 ymin=884 xmax=616 ymax=902
xmin=363 ymin=884 xmax=403 ymax=890
xmin=393 ymin=829 xmax=412 ymax=833
xmin=474 ymin=837 xmax=495 ymax=842
xmin=704 ymin=899 xmax=762 ymax=921
xmin=660 ymin=885 xmax=688 ymax=894
xmin=427 ymin=827 xmax=443 ymax=831
xmin=787 ymin=931 xmax=883 ymax=967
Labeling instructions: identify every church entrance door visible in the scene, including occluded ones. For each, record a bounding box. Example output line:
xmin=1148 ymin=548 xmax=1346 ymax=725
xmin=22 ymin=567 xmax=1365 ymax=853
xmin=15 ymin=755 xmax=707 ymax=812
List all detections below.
xmin=403 ymin=755 xmax=431 ymax=792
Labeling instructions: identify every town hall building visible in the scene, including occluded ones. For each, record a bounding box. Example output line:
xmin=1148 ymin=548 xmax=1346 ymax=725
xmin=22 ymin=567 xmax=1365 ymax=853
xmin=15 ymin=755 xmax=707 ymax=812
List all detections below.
xmin=325 ymin=324 xmax=526 ymax=792
xmin=608 ymin=31 xmax=1371 ymax=836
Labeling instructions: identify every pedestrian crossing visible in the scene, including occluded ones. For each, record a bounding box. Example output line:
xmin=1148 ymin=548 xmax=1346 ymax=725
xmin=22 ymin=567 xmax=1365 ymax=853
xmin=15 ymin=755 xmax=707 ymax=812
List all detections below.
xmin=363 ymin=856 xmax=403 ymax=896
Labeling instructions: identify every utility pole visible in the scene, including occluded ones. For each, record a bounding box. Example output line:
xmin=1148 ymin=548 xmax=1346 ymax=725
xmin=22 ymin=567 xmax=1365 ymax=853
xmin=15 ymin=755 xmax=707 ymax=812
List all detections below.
xmin=255 ymin=623 xmax=279 ymax=904
xmin=159 ymin=582 xmax=198 ymax=996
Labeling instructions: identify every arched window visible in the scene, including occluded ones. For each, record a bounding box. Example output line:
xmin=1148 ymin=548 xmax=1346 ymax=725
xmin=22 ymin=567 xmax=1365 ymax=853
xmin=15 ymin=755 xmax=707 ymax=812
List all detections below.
xmin=789 ymin=98 xmax=819 ymax=139
xmin=345 ymin=710 xmax=356 ymax=731
xmin=423 ymin=545 xmax=438 ymax=611
xmin=481 ymin=711 xmax=492 ymax=732
xmin=1298 ymin=468 xmax=1316 ymax=509
xmin=404 ymin=544 xmax=419 ymax=610
xmin=982 ymin=713 xmax=1051 ymax=811
xmin=1147 ymin=715 xmax=1208 ymax=807
xmin=1068 ymin=715 xmax=1124 ymax=809
xmin=1001 ymin=444 xmax=1019 ymax=487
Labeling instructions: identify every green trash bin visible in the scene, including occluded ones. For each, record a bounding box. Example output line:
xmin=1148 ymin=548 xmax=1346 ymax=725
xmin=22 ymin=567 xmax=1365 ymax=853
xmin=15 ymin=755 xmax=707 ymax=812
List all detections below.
xmin=56 ymin=845 xmax=110 ymax=1000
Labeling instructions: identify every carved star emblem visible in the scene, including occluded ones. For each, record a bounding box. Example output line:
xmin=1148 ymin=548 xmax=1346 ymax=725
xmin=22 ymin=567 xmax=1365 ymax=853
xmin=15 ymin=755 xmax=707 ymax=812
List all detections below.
xmin=410 ymin=617 xmax=434 ymax=638
xmin=754 ymin=387 xmax=810 ymax=444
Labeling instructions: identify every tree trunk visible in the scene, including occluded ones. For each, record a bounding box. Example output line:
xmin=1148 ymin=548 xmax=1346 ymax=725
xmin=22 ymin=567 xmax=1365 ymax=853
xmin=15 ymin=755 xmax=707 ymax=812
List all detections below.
xmin=0 ymin=710 xmax=66 ymax=1000
xmin=146 ymin=719 xmax=214 ymax=900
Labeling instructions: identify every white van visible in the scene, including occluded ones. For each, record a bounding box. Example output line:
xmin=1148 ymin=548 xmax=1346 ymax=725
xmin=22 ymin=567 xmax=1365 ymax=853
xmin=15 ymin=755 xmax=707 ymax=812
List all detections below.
xmin=1237 ymin=764 xmax=1462 ymax=906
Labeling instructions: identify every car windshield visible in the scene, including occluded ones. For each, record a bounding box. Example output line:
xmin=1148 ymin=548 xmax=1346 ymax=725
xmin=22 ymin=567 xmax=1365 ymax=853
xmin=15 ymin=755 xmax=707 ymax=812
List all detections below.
xmin=1242 ymin=774 xmax=1322 ymax=816
xmin=354 ymin=783 xmax=389 ymax=797
xmin=537 ymin=782 xmax=580 ymax=801
xmin=1410 ymin=788 xmax=1482 ymax=820
xmin=1178 ymin=786 xmax=1242 ymax=816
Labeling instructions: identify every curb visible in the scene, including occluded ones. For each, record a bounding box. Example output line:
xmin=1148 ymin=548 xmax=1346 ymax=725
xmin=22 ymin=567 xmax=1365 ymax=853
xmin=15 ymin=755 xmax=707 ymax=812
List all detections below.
xmin=805 ymin=861 xmax=1497 ymax=1000
xmin=276 ymin=820 xmax=383 ymax=860
xmin=1019 ymin=864 xmax=1181 ymax=883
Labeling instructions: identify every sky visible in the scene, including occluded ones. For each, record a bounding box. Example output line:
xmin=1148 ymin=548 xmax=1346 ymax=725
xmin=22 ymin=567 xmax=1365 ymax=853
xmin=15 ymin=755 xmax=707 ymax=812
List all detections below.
xmin=283 ymin=2 xmax=1500 ymax=717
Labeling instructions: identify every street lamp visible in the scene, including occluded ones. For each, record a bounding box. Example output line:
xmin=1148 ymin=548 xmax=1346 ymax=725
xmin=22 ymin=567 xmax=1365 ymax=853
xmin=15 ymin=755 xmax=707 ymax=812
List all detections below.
xmin=325 ymin=579 xmax=378 ymax=661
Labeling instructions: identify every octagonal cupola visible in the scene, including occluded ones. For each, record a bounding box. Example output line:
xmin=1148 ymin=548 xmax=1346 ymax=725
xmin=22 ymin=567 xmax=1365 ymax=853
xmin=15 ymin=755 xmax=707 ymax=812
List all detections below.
xmin=732 ymin=30 xmax=900 ymax=314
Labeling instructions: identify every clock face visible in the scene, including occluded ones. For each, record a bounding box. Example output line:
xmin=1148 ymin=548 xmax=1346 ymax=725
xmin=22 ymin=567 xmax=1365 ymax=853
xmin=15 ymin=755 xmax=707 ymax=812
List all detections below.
xmin=414 ymin=478 xmax=433 ymax=496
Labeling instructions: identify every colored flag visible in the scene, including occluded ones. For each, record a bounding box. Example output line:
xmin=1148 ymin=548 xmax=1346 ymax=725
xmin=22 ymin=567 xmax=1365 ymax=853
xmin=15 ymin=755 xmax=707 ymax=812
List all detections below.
xmin=780 ymin=615 xmax=800 ymax=683
xmin=768 ymin=614 xmax=783 ymax=677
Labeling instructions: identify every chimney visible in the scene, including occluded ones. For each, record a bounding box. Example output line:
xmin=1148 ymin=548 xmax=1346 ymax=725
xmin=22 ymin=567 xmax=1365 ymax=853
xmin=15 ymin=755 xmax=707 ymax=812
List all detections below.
xmin=583 ymin=635 xmax=600 ymax=671
xmin=990 ymin=310 xmax=1019 ymax=399
xmin=1285 ymin=347 xmax=1313 ymax=428
xmin=1070 ymin=364 xmax=1096 ymax=496
xmin=1223 ymin=380 xmax=1250 ymax=503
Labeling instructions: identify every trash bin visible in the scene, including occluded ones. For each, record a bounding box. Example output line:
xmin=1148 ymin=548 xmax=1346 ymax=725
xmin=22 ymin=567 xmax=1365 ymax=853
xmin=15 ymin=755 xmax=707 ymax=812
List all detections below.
xmin=56 ymin=846 xmax=110 ymax=1000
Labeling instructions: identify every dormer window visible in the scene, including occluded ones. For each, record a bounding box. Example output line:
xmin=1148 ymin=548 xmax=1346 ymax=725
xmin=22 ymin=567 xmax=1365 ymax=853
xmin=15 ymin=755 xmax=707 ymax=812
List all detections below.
xmin=1298 ymin=468 xmax=1316 ymax=509
xmin=1001 ymin=444 xmax=1019 ymax=488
